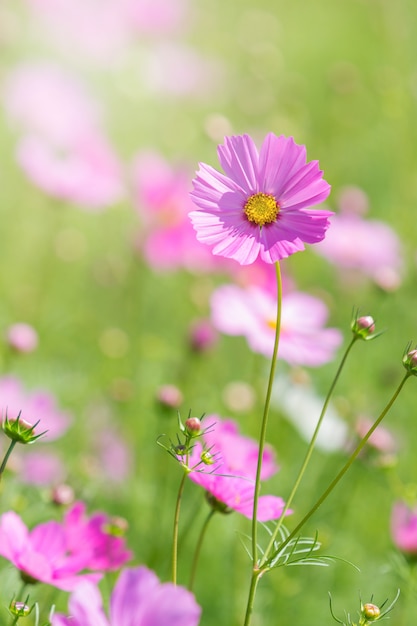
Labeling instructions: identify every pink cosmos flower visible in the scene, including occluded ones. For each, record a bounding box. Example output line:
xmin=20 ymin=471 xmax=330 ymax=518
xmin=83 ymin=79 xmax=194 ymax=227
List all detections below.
xmin=201 ymin=415 xmax=277 ymax=481
xmin=16 ymin=450 xmax=66 ymax=486
xmin=3 ymin=62 xmax=125 ymax=209
xmin=132 ymin=151 xmax=226 ymax=272
xmin=211 ymin=285 xmax=342 ymax=367
xmin=0 ymin=511 xmax=102 ymax=590
xmin=189 ymin=133 xmax=332 ymax=265
xmin=0 ymin=376 xmax=71 ymax=441
xmin=391 ymin=501 xmax=417 ymax=554
xmin=17 ymin=133 xmax=125 ymax=210
xmin=179 ymin=415 xmax=288 ymax=521
xmin=314 ymin=186 xmax=403 ymax=291
xmin=63 ymin=501 xmax=132 ymax=572
xmin=52 ymin=566 xmax=201 ymax=626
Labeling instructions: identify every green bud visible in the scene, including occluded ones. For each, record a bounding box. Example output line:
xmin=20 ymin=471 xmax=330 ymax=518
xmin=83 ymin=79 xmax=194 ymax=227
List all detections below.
xmin=185 ymin=417 xmax=201 ymax=436
xmin=2 ymin=412 xmax=46 ymax=444
xmin=200 ymin=450 xmax=214 ymax=465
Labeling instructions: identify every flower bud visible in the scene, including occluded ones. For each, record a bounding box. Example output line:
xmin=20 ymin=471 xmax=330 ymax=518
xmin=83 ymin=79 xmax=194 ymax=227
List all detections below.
xmin=156 ymin=384 xmax=183 ymax=409
xmin=6 ymin=323 xmax=38 ymax=353
xmin=51 ymin=484 xmax=75 ymax=506
xmin=9 ymin=598 xmax=33 ymax=617
xmin=185 ymin=417 xmax=201 ymax=436
xmin=2 ymin=412 xmax=46 ymax=444
xmin=200 ymin=450 xmax=214 ymax=465
xmin=402 ymin=346 xmax=417 ymax=375
xmin=351 ymin=314 xmax=376 ymax=340
xmin=188 ymin=319 xmax=218 ymax=352
xmin=362 ymin=602 xmax=381 ymax=620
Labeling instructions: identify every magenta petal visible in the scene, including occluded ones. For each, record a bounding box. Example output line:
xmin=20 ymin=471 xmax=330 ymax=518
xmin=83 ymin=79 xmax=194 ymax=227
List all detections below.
xmin=258 ymin=134 xmax=307 ymax=195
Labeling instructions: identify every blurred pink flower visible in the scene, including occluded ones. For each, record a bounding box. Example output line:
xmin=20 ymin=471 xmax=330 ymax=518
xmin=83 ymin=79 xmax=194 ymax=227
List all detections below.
xmin=0 ymin=376 xmax=71 ymax=441
xmin=211 ymin=285 xmax=342 ymax=367
xmin=140 ymin=43 xmax=222 ymax=99
xmin=189 ymin=133 xmax=332 ymax=265
xmin=52 ymin=566 xmax=201 ymax=626
xmin=95 ymin=428 xmax=132 ymax=484
xmin=17 ymin=132 xmax=125 ymax=210
xmin=5 ymin=322 xmax=38 ymax=353
xmin=126 ymin=0 xmax=190 ymax=35
xmin=3 ymin=62 xmax=100 ymax=143
xmin=3 ymin=62 xmax=124 ymax=209
xmin=17 ymin=450 xmax=66 ymax=486
xmin=391 ymin=501 xmax=417 ymax=554
xmin=179 ymin=415 xmax=288 ymax=521
xmin=314 ymin=186 xmax=403 ymax=291
xmin=63 ymin=501 xmax=132 ymax=572
xmin=132 ymin=151 xmax=224 ymax=272
xmin=0 ymin=511 xmax=102 ymax=590
xmin=23 ymin=0 xmax=133 ymax=63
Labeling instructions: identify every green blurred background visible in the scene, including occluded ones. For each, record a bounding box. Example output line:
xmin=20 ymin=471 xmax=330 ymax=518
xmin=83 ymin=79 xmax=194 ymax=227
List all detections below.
xmin=1 ymin=0 xmax=417 ymax=624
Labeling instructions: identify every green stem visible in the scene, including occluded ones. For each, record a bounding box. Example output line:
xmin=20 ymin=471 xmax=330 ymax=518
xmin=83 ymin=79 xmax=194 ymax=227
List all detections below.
xmin=0 ymin=440 xmax=17 ymax=480
xmin=260 ymin=335 xmax=358 ymax=566
xmin=251 ymin=261 xmax=282 ymax=567
xmin=265 ymin=372 xmax=411 ymax=565
xmin=172 ymin=472 xmax=187 ymax=585
xmin=188 ymin=509 xmax=215 ymax=591
xmin=243 ymin=570 xmax=262 ymax=626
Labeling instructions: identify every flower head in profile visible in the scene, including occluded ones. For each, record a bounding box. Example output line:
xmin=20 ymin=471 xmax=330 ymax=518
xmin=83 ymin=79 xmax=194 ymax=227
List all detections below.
xmin=52 ymin=566 xmax=201 ymax=626
xmin=177 ymin=415 xmax=289 ymax=521
xmin=189 ymin=133 xmax=332 ymax=265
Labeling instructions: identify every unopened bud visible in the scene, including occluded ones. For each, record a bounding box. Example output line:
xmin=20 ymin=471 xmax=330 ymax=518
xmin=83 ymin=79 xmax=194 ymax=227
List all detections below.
xmin=362 ymin=602 xmax=381 ymax=620
xmin=185 ymin=417 xmax=201 ymax=436
xmin=156 ymin=385 xmax=183 ymax=409
xmin=352 ymin=315 xmax=376 ymax=340
xmin=51 ymin=484 xmax=75 ymax=506
xmin=2 ymin=412 xmax=46 ymax=444
xmin=402 ymin=346 xmax=417 ymax=375
xmin=200 ymin=450 xmax=214 ymax=465
xmin=9 ymin=598 xmax=33 ymax=617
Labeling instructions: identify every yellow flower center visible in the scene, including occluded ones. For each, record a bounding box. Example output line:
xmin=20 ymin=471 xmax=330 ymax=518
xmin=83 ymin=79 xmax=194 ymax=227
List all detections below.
xmin=244 ymin=193 xmax=279 ymax=227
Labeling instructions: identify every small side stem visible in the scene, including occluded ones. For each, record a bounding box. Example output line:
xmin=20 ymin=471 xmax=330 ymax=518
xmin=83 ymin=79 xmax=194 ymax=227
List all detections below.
xmin=188 ymin=509 xmax=216 ymax=591
xmin=172 ymin=472 xmax=187 ymax=585
xmin=0 ymin=440 xmax=17 ymax=480
xmin=267 ymin=373 xmax=411 ymax=563
xmin=260 ymin=336 xmax=358 ymax=565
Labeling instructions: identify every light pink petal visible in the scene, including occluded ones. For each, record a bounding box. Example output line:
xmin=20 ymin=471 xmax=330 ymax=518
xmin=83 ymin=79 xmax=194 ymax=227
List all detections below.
xmin=258 ymin=134 xmax=307 ymax=195
xmin=217 ymin=134 xmax=259 ymax=192
xmin=280 ymin=160 xmax=331 ymax=210
xmin=66 ymin=581 xmax=109 ymax=626
xmin=137 ymin=581 xmax=202 ymax=626
xmin=0 ymin=511 xmax=29 ymax=560
xmin=111 ymin=567 xmax=160 ymax=626
xmin=190 ymin=162 xmax=244 ymax=212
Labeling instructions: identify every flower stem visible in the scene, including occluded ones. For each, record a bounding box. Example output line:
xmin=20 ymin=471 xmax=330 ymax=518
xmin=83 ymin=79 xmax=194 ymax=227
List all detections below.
xmin=172 ymin=471 xmax=187 ymax=585
xmin=188 ymin=509 xmax=216 ymax=592
xmin=244 ymin=262 xmax=282 ymax=626
xmin=260 ymin=335 xmax=358 ymax=566
xmin=0 ymin=440 xmax=17 ymax=481
xmin=266 ymin=372 xmax=411 ymax=564
xmin=251 ymin=261 xmax=282 ymax=566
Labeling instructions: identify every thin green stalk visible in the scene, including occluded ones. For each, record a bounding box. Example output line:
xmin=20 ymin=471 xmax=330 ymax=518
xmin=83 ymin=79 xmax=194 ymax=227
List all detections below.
xmin=260 ymin=335 xmax=358 ymax=566
xmin=243 ymin=569 xmax=262 ymax=626
xmin=188 ymin=509 xmax=215 ymax=591
xmin=172 ymin=472 xmax=187 ymax=585
xmin=251 ymin=261 xmax=283 ymax=566
xmin=265 ymin=372 xmax=411 ymax=565
xmin=0 ymin=440 xmax=17 ymax=480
